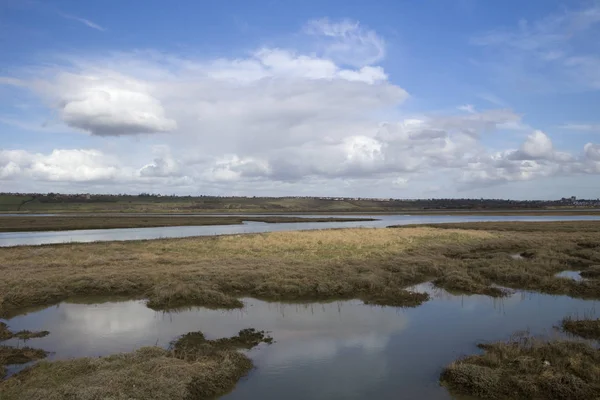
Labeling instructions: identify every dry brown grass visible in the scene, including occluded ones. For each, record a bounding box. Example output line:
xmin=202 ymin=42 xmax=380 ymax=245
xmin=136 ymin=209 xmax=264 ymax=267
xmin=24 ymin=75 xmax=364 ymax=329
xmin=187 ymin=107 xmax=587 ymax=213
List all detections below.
xmin=0 ymin=329 xmax=271 ymax=400
xmin=395 ymin=221 xmax=600 ymax=232
xmin=0 ymin=227 xmax=488 ymax=316
xmin=0 ymin=215 xmax=373 ymax=232
xmin=440 ymin=334 xmax=600 ymax=399
xmin=0 ymin=221 xmax=599 ymax=317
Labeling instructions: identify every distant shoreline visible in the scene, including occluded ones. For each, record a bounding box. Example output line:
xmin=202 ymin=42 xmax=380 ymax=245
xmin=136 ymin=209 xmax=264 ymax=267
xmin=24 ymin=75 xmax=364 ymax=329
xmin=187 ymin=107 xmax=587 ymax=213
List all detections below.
xmin=2 ymin=209 xmax=600 ymax=216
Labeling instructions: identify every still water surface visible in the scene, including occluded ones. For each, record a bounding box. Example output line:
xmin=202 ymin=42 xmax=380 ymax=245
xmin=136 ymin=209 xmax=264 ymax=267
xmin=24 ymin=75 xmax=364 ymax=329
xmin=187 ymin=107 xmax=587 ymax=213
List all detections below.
xmin=2 ymin=284 xmax=598 ymax=399
xmin=2 ymin=214 xmax=599 ymax=247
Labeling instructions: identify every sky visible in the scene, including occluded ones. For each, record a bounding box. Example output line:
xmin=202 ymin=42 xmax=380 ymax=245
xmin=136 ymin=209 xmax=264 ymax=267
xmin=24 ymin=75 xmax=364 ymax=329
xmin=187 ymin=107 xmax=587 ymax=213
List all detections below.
xmin=1 ymin=0 xmax=600 ymax=199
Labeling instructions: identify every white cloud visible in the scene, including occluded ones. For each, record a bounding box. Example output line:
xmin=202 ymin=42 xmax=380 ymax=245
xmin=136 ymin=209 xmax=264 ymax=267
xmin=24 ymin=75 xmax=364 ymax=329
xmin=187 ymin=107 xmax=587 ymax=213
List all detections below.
xmin=471 ymin=3 xmax=600 ymax=92
xmin=51 ymin=72 xmax=177 ymax=136
xmin=59 ymin=13 xmax=105 ymax=31
xmin=139 ymin=152 xmax=180 ymax=178
xmin=585 ymin=143 xmax=600 ymax=161
xmin=304 ymin=18 xmax=386 ymax=67
xmin=0 ymin=77 xmax=28 ymax=87
xmin=203 ymin=155 xmax=271 ymax=182
xmin=512 ymin=130 xmax=554 ymax=160
xmin=18 ymin=48 xmax=398 ymax=141
xmin=392 ymin=177 xmax=408 ymax=188
xmin=0 ymin=161 xmax=20 ymax=180
xmin=193 ymin=107 xmax=522 ymax=184
xmin=432 ymin=109 xmax=522 ymax=137
xmin=560 ymin=123 xmax=600 ymax=132
xmin=472 ymin=4 xmax=600 ymax=51
xmin=0 ymin=149 xmax=121 ymax=182
xmin=458 ymin=104 xmax=475 ymax=113
xmin=460 ymin=131 xmax=599 ymax=187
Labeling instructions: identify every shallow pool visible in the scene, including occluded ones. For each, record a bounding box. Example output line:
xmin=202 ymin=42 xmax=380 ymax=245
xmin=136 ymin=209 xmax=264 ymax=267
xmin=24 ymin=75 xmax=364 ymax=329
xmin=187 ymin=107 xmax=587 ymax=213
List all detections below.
xmin=2 ymin=283 xmax=598 ymax=399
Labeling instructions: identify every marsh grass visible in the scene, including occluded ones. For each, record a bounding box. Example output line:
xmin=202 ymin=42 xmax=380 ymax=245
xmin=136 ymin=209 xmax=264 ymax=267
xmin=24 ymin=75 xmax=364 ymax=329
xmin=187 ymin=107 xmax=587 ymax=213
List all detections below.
xmin=580 ymin=265 xmax=600 ymax=278
xmin=170 ymin=328 xmax=273 ymax=361
xmin=360 ymin=288 xmax=430 ymax=307
xmin=0 ymin=323 xmax=11 ymax=341
xmin=0 ymin=323 xmax=49 ymax=342
xmin=0 ymin=222 xmax=599 ymax=317
xmin=0 ymin=346 xmax=47 ymax=379
xmin=562 ymin=317 xmax=600 ymax=340
xmin=440 ymin=334 xmax=600 ymax=399
xmin=0 ymin=227 xmax=487 ymax=316
xmin=394 ymin=221 xmax=600 ymax=233
xmin=11 ymin=331 xmax=49 ymax=340
xmin=0 ymin=329 xmax=272 ymax=400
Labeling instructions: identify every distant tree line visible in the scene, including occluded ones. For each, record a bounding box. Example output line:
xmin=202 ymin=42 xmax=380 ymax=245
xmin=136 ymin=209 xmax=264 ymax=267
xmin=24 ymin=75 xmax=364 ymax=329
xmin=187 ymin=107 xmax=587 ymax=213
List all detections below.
xmin=2 ymin=192 xmax=599 ymax=210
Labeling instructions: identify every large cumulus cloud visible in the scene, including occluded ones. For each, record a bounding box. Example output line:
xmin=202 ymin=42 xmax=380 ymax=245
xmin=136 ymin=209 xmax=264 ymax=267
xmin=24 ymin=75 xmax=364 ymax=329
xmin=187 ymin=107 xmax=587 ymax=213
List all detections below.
xmin=1 ymin=18 xmax=599 ymax=196
xmin=47 ymin=72 xmax=177 ymax=136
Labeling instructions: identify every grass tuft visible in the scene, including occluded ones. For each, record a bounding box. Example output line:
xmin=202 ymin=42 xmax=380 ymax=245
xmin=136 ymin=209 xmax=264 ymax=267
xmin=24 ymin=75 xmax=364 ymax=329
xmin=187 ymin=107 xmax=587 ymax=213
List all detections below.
xmin=146 ymin=283 xmax=243 ymax=311
xmin=170 ymin=328 xmax=273 ymax=361
xmin=0 ymin=323 xmax=49 ymax=342
xmin=0 ymin=328 xmax=272 ymax=400
xmin=0 ymin=323 xmax=12 ymax=341
xmin=580 ymin=265 xmax=600 ymax=279
xmin=562 ymin=317 xmax=600 ymax=340
xmin=440 ymin=334 xmax=600 ymax=399
xmin=0 ymin=346 xmax=47 ymax=379
xmin=361 ymin=289 xmax=429 ymax=307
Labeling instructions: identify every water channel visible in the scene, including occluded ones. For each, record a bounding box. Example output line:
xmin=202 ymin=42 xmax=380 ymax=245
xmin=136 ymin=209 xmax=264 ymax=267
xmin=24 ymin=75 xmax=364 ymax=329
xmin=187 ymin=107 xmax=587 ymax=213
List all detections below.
xmin=2 ymin=214 xmax=599 ymax=247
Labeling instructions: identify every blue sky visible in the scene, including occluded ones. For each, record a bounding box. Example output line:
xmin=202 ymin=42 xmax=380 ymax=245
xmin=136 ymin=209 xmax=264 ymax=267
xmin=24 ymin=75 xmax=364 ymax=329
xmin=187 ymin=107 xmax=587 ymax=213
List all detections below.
xmin=1 ymin=0 xmax=599 ymax=199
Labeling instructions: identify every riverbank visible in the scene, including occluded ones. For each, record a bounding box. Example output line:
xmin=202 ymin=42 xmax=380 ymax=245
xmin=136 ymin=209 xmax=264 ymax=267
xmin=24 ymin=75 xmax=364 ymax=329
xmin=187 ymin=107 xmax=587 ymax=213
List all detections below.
xmin=0 ymin=215 xmax=374 ymax=232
